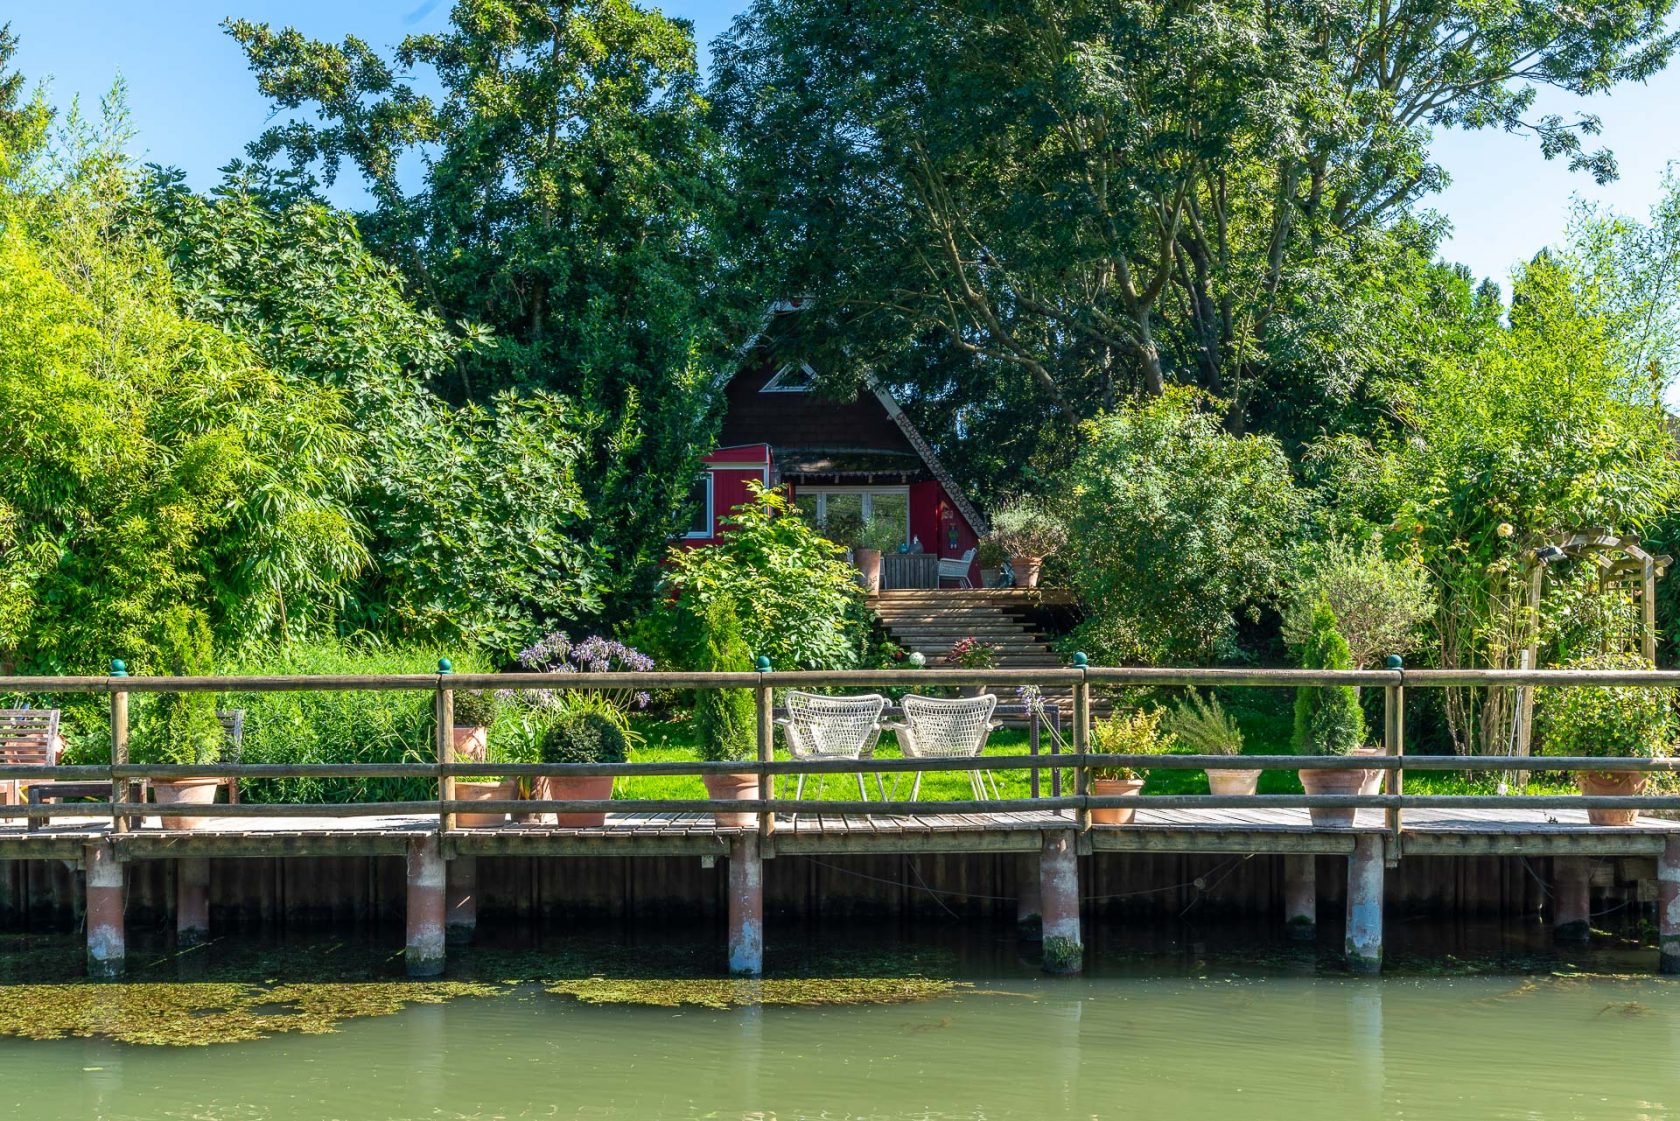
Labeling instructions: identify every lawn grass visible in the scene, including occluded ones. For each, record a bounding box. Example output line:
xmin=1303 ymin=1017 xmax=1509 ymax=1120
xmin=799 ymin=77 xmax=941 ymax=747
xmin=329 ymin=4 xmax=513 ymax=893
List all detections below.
xmin=621 ymin=688 xmax=1579 ymax=803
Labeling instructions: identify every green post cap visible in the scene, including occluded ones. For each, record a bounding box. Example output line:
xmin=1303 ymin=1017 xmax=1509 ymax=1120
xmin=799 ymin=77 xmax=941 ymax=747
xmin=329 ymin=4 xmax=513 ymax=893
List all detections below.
xmin=437 ymin=657 xmax=454 ymax=674
xmin=1072 ymin=652 xmax=1088 ymax=668
xmin=110 ymin=659 xmax=127 ymax=677
xmin=1384 ymin=654 xmax=1404 ymax=670
xmin=755 ymin=655 xmax=772 ymax=673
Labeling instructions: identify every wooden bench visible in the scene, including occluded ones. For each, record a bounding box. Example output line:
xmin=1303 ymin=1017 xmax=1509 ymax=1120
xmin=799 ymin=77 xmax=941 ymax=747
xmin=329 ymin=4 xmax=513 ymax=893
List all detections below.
xmin=0 ymin=709 xmax=63 ymax=806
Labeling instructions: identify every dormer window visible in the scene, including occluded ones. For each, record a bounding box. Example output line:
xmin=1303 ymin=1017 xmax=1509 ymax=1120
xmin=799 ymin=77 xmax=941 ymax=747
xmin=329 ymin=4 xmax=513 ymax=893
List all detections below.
xmin=761 ymin=363 xmax=816 ymax=393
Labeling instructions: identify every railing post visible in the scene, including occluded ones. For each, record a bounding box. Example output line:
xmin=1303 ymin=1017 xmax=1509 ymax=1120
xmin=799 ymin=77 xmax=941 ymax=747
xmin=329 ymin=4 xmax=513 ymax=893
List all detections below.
xmin=109 ymin=659 xmax=128 ymax=835
xmin=1072 ymin=653 xmax=1090 ymax=831
xmin=1383 ymin=655 xmax=1404 ymax=857
xmin=436 ymin=658 xmax=455 ymax=834
xmin=755 ymin=656 xmax=774 ymax=839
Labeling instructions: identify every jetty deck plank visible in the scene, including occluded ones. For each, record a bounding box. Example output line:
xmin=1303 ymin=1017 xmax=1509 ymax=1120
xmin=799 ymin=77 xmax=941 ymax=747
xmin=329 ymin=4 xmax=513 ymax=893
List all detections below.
xmin=5 ymin=804 xmax=1680 ymax=860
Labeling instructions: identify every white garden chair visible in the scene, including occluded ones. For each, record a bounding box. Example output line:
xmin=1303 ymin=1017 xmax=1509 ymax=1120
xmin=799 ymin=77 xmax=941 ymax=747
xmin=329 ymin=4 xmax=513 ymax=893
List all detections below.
xmin=938 ymin=547 xmax=978 ymax=588
xmin=885 ymin=693 xmax=1000 ymax=800
xmin=776 ymin=691 xmax=889 ymax=807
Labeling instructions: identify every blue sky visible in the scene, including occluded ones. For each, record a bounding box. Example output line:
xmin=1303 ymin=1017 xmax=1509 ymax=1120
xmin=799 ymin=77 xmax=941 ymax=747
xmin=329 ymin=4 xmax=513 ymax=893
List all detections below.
xmin=9 ymin=1 xmax=1679 ymax=293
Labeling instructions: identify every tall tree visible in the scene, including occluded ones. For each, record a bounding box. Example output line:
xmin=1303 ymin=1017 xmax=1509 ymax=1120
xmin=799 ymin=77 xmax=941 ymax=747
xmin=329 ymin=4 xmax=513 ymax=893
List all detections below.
xmin=712 ymin=0 xmax=1677 ymax=459
xmin=227 ymin=1 xmax=748 ymax=615
xmin=135 ymin=174 xmax=600 ymax=654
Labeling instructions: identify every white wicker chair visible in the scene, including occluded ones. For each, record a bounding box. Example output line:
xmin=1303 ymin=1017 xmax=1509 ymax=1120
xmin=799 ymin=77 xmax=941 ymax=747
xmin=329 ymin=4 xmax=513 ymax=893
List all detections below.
xmin=886 ymin=693 xmax=1000 ymax=800
xmin=937 ymin=547 xmax=978 ymax=588
xmin=776 ymin=691 xmax=889 ymax=806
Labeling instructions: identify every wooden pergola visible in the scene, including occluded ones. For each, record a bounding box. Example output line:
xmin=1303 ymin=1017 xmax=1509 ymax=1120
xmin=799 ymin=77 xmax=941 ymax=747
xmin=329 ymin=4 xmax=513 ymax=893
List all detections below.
xmin=1511 ymin=529 xmax=1671 ymax=756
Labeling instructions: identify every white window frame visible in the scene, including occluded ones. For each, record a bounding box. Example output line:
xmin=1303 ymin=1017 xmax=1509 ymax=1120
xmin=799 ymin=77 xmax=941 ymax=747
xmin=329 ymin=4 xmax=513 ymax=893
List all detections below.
xmin=683 ymin=472 xmax=715 ymax=539
xmin=761 ymin=362 xmax=817 ymax=393
xmin=797 ymin=486 xmax=911 ymax=547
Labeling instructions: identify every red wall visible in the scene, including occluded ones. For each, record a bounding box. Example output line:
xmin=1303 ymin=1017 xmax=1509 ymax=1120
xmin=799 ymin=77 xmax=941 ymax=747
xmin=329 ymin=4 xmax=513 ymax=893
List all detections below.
xmin=911 ymin=480 xmax=980 ymax=586
xmin=678 ymin=445 xmax=771 ymax=547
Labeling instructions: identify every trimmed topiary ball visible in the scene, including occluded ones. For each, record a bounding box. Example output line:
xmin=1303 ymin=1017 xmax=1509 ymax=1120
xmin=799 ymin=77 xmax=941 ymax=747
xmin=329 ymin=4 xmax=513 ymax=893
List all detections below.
xmin=539 ymin=711 xmax=628 ymax=765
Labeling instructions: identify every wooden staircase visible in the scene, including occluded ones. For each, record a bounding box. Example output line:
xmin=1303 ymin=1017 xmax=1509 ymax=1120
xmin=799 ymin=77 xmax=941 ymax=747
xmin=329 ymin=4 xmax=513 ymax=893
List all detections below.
xmin=869 ymin=589 xmax=1070 ymax=679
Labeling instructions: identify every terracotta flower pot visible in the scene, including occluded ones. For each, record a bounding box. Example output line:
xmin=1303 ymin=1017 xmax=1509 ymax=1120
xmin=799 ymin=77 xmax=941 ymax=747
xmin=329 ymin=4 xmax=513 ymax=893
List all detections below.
xmin=455 ymin=779 xmax=516 ymax=827
xmin=152 ymin=778 xmax=221 ymax=830
xmin=535 ymin=774 xmax=614 ymax=828
xmin=1350 ymin=747 xmax=1387 ymax=795
xmin=1090 ymin=777 xmax=1144 ymax=825
xmin=1011 ymin=554 xmax=1044 ymax=588
xmin=703 ymin=772 xmax=760 ymax=828
xmin=856 ymin=548 xmax=883 ymax=594
xmin=450 ymin=725 xmax=488 ymax=764
xmin=1297 ymin=767 xmax=1375 ymax=827
xmin=1577 ymin=771 xmax=1647 ymax=826
xmin=1206 ymin=769 xmax=1261 ymax=797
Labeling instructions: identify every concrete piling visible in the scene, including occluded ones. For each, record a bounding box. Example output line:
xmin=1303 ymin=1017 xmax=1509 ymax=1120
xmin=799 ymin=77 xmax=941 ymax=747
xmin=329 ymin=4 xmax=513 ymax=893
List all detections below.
xmin=1660 ymin=838 xmax=1680 ymax=975
xmin=1553 ymin=856 xmax=1591 ymax=943
xmin=446 ymin=855 xmax=477 ymax=946
xmin=405 ymin=835 xmax=446 ymax=978
xmin=1283 ymin=854 xmax=1316 ymax=940
xmin=728 ymin=833 xmax=764 ymax=976
xmin=1345 ymin=834 xmax=1384 ymax=975
xmin=176 ymin=858 xmax=210 ymax=947
xmin=1040 ymin=831 xmax=1082 ymax=974
xmin=85 ymin=842 xmax=124 ymax=979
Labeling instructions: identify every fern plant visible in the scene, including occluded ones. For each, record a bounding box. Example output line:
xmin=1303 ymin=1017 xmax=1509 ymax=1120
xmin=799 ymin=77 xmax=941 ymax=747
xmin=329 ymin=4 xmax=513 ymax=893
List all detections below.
xmin=1168 ymin=691 xmax=1244 ymax=756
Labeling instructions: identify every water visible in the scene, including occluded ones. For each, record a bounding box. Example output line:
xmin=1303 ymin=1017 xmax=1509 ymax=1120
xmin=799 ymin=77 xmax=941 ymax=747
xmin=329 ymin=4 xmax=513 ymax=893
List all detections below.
xmin=4 ymin=969 xmax=1679 ymax=1119
xmin=1 ymin=919 xmax=1676 ymax=1120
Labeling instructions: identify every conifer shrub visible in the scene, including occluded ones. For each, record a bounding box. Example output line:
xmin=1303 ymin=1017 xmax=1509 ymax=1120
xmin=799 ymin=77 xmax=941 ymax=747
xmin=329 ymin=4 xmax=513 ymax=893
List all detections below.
xmin=1291 ymin=601 xmax=1364 ymax=755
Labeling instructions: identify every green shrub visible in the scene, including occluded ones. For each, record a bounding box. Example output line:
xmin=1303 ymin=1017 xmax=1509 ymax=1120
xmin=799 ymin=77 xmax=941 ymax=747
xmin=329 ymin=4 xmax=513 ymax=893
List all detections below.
xmin=539 ymin=710 xmax=628 ymax=765
xmin=220 ymin=640 xmax=487 ymax=803
xmin=451 ymin=689 xmax=499 ymax=729
xmin=1282 ymin=539 xmax=1435 ymax=669
xmin=1062 ymin=390 xmax=1302 ymax=665
xmin=1540 ymin=652 xmax=1676 ymax=760
xmin=987 ymin=496 xmax=1067 ymax=558
xmin=132 ymin=607 xmax=222 ymax=767
xmin=664 ymin=483 xmax=865 ymax=670
xmin=1089 ymin=708 xmax=1179 ymax=781
xmin=1291 ymin=602 xmax=1364 ymax=756
xmin=694 ymin=597 xmax=757 ymax=764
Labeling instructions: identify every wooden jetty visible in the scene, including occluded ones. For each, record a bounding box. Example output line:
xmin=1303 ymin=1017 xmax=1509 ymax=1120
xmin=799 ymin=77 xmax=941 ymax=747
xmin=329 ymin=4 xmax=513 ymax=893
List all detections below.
xmin=5 ymin=664 xmax=1680 ymax=979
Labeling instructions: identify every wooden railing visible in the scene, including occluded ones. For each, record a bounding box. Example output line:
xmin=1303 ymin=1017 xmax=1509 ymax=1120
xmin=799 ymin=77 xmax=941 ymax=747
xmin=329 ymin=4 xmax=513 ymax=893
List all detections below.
xmin=5 ymin=665 xmax=1680 ymax=837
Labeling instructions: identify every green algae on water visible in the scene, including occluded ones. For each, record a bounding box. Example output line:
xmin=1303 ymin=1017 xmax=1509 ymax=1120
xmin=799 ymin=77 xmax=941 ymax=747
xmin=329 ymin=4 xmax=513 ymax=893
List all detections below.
xmin=0 ymin=980 xmax=503 ymax=1046
xmin=546 ymin=976 xmax=966 ymax=1009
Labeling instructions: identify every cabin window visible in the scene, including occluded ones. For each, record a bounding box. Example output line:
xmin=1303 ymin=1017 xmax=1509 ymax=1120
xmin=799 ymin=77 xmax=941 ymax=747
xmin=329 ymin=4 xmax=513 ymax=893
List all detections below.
xmin=761 ymin=363 xmax=816 ymax=393
xmin=684 ymin=474 xmax=713 ymax=538
xmin=793 ymin=488 xmax=910 ymax=549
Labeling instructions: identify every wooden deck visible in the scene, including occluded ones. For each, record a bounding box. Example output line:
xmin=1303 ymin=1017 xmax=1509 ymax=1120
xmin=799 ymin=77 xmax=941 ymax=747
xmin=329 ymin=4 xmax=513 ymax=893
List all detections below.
xmin=6 ymin=807 xmax=1679 ymax=861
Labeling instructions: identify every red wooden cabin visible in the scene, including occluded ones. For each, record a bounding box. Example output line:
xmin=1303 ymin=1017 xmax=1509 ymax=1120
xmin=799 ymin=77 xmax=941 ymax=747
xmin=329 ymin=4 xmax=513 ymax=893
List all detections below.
xmin=682 ymin=328 xmax=986 ymax=589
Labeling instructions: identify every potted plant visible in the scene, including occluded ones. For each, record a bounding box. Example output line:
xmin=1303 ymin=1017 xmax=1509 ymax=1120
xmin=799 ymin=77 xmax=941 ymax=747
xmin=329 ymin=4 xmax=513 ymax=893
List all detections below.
xmin=535 ymin=708 xmax=626 ymax=828
xmin=1540 ymin=652 xmax=1676 ymax=826
xmin=449 ymin=690 xmax=515 ymax=827
xmin=695 ymin=596 xmax=760 ymax=828
xmin=1088 ymin=708 xmax=1179 ymax=825
xmin=987 ymin=497 xmax=1067 ymax=589
xmin=1169 ymin=691 xmax=1260 ymax=795
xmin=944 ymin=637 xmax=1001 ymax=697
xmin=853 ymin=516 xmax=904 ymax=595
xmin=1291 ymin=601 xmax=1372 ymax=826
xmin=451 ymin=689 xmax=496 ymax=764
xmin=137 ymin=608 xmax=223 ymax=830
xmin=977 ymin=540 xmax=1007 ymax=588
